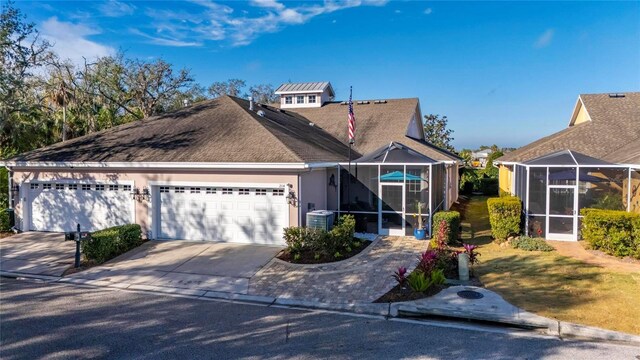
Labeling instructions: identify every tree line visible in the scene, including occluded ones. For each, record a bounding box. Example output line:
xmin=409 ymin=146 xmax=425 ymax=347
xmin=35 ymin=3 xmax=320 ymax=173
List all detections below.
xmin=0 ymin=2 xmax=278 ymax=159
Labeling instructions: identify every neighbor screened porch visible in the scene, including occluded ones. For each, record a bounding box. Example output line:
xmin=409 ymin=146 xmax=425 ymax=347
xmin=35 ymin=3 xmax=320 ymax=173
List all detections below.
xmin=325 ymin=142 xmax=447 ymax=237
xmin=510 ymin=150 xmax=640 ymax=241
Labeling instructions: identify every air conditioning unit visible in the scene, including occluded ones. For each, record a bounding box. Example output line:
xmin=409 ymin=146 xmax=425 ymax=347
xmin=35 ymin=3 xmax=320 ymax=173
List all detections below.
xmin=306 ymin=210 xmax=335 ymax=232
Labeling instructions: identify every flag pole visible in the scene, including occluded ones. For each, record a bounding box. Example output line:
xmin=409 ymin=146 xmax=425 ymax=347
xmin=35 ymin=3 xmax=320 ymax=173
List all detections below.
xmin=347 ymin=86 xmax=354 ymax=214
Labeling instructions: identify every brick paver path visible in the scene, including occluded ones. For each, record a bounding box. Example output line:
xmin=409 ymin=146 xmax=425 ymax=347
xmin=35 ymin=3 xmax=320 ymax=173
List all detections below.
xmin=248 ymin=236 xmax=426 ymax=303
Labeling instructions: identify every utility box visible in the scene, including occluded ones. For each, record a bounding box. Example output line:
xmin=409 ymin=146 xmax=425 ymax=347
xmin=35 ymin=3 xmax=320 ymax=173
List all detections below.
xmin=306 ymin=210 xmax=335 ymax=232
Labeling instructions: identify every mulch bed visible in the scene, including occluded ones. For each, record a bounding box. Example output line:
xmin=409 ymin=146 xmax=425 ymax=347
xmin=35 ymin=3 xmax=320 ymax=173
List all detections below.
xmin=277 ymin=239 xmax=372 ymax=264
xmin=0 ymin=232 xmax=14 ymax=239
xmin=373 ymin=283 xmax=448 ymax=303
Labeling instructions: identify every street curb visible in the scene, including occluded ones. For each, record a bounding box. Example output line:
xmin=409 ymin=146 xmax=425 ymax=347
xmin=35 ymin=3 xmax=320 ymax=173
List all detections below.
xmin=4 ymin=271 xmax=640 ymax=345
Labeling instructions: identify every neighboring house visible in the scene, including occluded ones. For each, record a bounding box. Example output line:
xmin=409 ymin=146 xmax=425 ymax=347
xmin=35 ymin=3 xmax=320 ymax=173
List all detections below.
xmin=1 ymin=81 xmax=461 ymax=245
xmin=496 ymin=92 xmax=640 ymax=241
xmin=470 ymin=150 xmax=492 ymax=168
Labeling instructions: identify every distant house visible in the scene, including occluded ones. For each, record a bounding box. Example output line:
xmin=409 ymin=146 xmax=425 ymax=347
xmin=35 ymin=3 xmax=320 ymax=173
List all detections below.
xmin=470 ymin=150 xmax=492 ymax=168
xmin=1 ymin=81 xmax=461 ymax=244
xmin=496 ymin=92 xmax=640 ymax=241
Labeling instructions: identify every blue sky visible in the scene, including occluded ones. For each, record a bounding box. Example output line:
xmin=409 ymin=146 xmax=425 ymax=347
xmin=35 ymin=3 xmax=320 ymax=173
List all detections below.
xmin=16 ymin=0 xmax=640 ymax=149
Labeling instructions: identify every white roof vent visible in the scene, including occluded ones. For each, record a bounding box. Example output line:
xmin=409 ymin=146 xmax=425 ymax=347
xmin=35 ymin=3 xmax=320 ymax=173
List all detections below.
xmin=309 ymin=122 xmax=315 ymax=127
xmin=374 ymin=100 xmax=387 ymax=104
xmin=257 ymin=110 xmax=265 ymax=117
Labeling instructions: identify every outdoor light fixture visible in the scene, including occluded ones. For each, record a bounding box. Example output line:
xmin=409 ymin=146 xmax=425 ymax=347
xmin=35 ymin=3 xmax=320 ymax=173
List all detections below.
xmin=130 ymin=186 xmax=151 ymax=202
xmin=285 ymin=184 xmax=297 ymax=206
xmin=328 ymin=174 xmax=337 ymax=188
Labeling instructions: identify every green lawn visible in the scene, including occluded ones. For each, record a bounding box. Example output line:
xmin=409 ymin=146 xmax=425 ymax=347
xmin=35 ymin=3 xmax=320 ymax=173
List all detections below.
xmin=462 ymin=196 xmax=640 ymax=335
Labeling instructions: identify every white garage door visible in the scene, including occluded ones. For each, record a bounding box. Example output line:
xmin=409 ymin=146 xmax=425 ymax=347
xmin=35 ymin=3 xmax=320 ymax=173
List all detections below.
xmin=156 ymin=185 xmax=289 ymax=246
xmin=27 ymin=182 xmax=135 ymax=232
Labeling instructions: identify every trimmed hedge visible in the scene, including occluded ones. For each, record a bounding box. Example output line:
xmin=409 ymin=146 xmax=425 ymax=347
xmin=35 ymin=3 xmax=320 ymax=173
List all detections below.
xmin=511 ymin=236 xmax=554 ymax=252
xmin=487 ymin=196 xmax=522 ymax=241
xmin=432 ymin=211 xmax=461 ymax=244
xmin=82 ymin=224 xmax=143 ymax=264
xmin=581 ymin=208 xmax=640 ymax=259
xmin=0 ymin=209 xmax=11 ymax=232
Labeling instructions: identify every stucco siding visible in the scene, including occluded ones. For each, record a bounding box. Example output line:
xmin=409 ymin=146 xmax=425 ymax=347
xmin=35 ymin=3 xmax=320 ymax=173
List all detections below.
xmin=11 ymin=169 xmax=300 ymax=236
xmin=499 ymin=165 xmax=514 ymax=195
xmin=299 ymin=168 xmax=328 ymax=225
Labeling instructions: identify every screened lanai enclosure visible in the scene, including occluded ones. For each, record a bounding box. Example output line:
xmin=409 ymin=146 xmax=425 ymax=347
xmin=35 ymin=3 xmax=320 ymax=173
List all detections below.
xmin=325 ymin=142 xmax=448 ymax=237
xmin=510 ymin=150 xmax=640 ymax=241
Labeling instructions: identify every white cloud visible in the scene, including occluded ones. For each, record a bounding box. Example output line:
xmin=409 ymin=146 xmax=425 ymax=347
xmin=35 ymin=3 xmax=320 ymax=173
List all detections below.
xmin=131 ymin=0 xmax=389 ymax=47
xmin=394 ymin=9 xmax=401 ymax=14
xmin=99 ymin=1 xmax=136 ymax=17
xmin=533 ymin=28 xmax=555 ymax=48
xmin=40 ymin=17 xmax=115 ymax=63
xmin=129 ymin=28 xmax=202 ymax=47
xmin=424 ymin=8 xmax=432 ymax=15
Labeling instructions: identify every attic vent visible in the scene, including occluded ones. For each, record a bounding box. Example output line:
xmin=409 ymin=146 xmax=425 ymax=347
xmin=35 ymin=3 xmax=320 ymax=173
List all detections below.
xmin=608 ymin=93 xmax=625 ymax=98
xmin=309 ymin=122 xmax=315 ymax=127
xmin=357 ymin=100 xmax=370 ymax=105
xmin=340 ymin=101 xmax=348 ymax=105
xmin=374 ymin=100 xmax=387 ymax=104
xmin=257 ymin=110 xmax=266 ymax=117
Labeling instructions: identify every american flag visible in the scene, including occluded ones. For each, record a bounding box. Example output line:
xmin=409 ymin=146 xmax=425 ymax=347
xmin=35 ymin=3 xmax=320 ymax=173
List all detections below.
xmin=348 ymin=86 xmax=355 ymax=144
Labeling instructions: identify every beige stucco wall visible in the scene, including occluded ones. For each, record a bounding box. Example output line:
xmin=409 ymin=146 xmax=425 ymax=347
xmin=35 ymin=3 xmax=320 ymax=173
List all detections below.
xmin=299 ymin=168 xmax=328 ymax=226
xmin=11 ymin=168 xmax=300 ymax=236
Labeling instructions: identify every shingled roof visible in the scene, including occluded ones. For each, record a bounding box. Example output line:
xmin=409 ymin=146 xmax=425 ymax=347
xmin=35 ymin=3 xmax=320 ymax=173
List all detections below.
xmin=8 ymin=96 xmax=356 ymax=163
xmin=285 ymin=98 xmax=460 ymax=162
xmin=498 ymin=92 xmax=640 ymax=164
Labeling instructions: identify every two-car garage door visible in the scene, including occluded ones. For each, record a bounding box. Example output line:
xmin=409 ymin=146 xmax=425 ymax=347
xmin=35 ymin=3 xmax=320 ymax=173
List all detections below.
xmin=27 ymin=182 xmax=135 ymax=232
xmin=156 ymin=185 xmax=289 ymax=246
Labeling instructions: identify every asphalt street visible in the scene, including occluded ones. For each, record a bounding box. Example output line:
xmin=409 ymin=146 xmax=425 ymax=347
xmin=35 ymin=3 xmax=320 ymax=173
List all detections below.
xmin=0 ymin=278 xmax=638 ymax=359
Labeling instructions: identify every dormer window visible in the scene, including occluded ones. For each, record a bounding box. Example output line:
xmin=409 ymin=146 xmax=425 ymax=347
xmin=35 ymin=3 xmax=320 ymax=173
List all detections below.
xmin=285 ymin=96 xmax=292 ymax=104
xmin=296 ymin=95 xmax=305 ymax=104
xmin=308 ymin=95 xmax=316 ymax=104
xmin=275 ymin=82 xmax=334 ymax=109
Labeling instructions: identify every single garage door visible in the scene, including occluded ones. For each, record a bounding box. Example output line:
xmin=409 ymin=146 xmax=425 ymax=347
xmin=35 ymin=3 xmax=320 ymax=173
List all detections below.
xmin=27 ymin=182 xmax=135 ymax=232
xmin=156 ymin=185 xmax=289 ymax=245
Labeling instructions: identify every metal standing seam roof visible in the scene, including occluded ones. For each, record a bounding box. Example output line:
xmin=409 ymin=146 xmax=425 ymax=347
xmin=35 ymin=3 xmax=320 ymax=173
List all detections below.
xmin=274 ymin=82 xmax=333 ymax=95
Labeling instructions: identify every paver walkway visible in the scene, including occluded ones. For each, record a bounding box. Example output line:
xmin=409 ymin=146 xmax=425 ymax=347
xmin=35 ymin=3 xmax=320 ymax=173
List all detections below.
xmin=547 ymin=240 xmax=640 ymax=273
xmin=249 ymin=236 xmax=426 ymax=303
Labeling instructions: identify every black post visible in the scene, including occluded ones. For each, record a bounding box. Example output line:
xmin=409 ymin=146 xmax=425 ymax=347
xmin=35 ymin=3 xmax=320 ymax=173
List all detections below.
xmin=75 ymin=223 xmax=81 ymax=268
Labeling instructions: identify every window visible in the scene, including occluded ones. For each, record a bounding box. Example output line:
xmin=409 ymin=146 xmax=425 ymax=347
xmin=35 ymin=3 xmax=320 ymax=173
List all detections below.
xmin=272 ymin=189 xmax=284 ymax=196
xmin=159 ymin=186 xmax=170 ymax=193
xmin=239 ymin=188 xmax=250 ymax=195
xmin=296 ymin=95 xmax=304 ymax=104
xmin=256 ymin=189 xmax=267 ymax=196
xmin=30 ymin=183 xmax=39 ymax=190
xmin=285 ymin=96 xmax=292 ymax=104
xmin=42 ymin=183 xmax=52 ymax=190
xmin=308 ymin=95 xmax=316 ymax=104
xmin=68 ymin=184 xmax=78 ymax=190
xmin=82 ymin=184 xmax=91 ymax=191
xmin=122 ymin=185 xmax=132 ymax=192
xmin=55 ymin=184 xmax=65 ymax=190
xmin=174 ymin=187 xmax=185 ymax=193
xmin=222 ymin=188 xmax=233 ymax=195
xmin=190 ymin=187 xmax=201 ymax=194
xmin=205 ymin=187 xmax=216 ymax=194
xmin=95 ymin=184 xmax=105 ymax=191
xmin=109 ymin=185 xmax=118 ymax=191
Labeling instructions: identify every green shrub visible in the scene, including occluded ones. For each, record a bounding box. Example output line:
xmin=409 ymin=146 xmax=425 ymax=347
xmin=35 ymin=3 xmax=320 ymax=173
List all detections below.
xmin=487 ymin=196 xmax=522 ymax=241
xmin=407 ymin=271 xmax=431 ymax=292
xmin=82 ymin=224 xmax=142 ymax=264
xmin=0 ymin=209 xmax=11 ymax=232
xmin=511 ymin=236 xmax=554 ymax=252
xmin=430 ymin=268 xmax=446 ymax=285
xmin=581 ymin=209 xmax=639 ymax=258
xmin=283 ymin=214 xmax=356 ymax=259
xmin=432 ymin=211 xmax=461 ymax=244
xmin=477 ymin=178 xmax=499 ymax=196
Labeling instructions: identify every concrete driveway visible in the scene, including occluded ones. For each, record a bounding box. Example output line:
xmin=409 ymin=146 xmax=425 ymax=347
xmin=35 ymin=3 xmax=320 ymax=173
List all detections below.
xmin=68 ymin=240 xmax=281 ymax=294
xmin=0 ymin=232 xmax=75 ymax=276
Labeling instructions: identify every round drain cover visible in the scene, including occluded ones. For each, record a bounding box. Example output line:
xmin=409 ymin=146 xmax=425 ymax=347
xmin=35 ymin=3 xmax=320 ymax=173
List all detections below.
xmin=457 ymin=290 xmax=484 ymax=299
